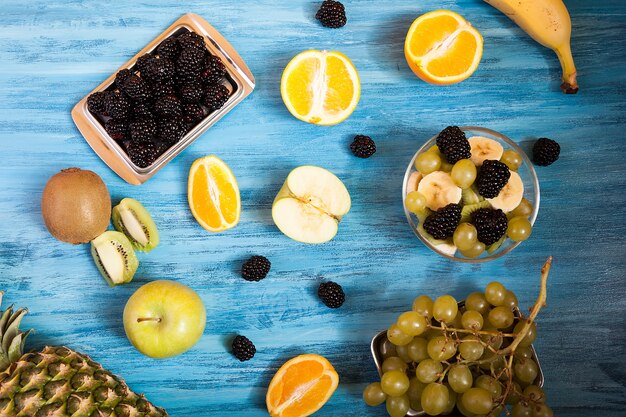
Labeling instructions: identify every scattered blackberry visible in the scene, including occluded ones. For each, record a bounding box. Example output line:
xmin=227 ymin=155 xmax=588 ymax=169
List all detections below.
xmin=476 ymin=160 xmax=510 ymax=198
xmin=157 ymin=36 xmax=180 ymax=61
xmin=200 ymin=55 xmax=227 ymax=85
xmin=152 ymin=82 xmax=176 ymax=98
xmin=241 ymin=256 xmax=271 ymax=282
xmin=350 ymin=135 xmax=376 ymax=158
xmin=121 ymin=75 xmax=152 ymax=103
xmin=471 ymin=207 xmax=508 ymax=245
xmin=114 ymin=68 xmax=134 ymax=89
xmin=126 ymin=140 xmax=158 ymax=168
xmin=179 ymin=82 xmax=204 ymax=103
xmin=104 ymin=119 xmax=128 ymax=141
xmin=104 ymin=91 xmax=131 ymax=119
xmin=318 ymin=281 xmax=345 ymax=308
xmin=157 ymin=117 xmax=186 ymax=144
xmin=182 ymin=103 xmax=206 ymax=126
xmin=154 ymin=94 xmax=182 ymax=117
xmin=142 ymin=58 xmax=175 ymax=84
xmin=129 ymin=117 xmax=157 ymax=142
xmin=316 ymin=0 xmax=347 ymax=28
xmin=177 ymin=48 xmax=206 ymax=79
xmin=204 ymin=84 xmax=230 ymax=111
xmin=533 ymin=138 xmax=560 ymax=166
xmin=178 ymin=31 xmax=206 ymax=51
xmin=436 ymin=126 xmax=471 ymax=164
xmin=87 ymin=92 xmax=107 ymax=114
xmin=132 ymin=103 xmax=154 ymax=120
xmin=231 ymin=335 xmax=256 ymax=362
xmin=422 ymin=203 xmax=462 ymax=240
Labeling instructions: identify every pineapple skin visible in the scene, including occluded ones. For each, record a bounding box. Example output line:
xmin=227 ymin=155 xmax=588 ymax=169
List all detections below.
xmin=0 ymin=346 xmax=169 ymax=417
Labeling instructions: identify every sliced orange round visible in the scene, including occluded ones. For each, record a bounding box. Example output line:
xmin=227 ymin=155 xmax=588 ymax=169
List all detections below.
xmin=266 ymin=354 xmax=339 ymax=417
xmin=404 ymin=10 xmax=483 ymax=85
xmin=188 ymin=155 xmax=240 ymax=232
xmin=281 ymin=50 xmax=360 ymax=126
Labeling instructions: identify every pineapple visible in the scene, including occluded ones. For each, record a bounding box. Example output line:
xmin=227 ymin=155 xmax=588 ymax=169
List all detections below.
xmin=0 ymin=293 xmax=169 ymax=417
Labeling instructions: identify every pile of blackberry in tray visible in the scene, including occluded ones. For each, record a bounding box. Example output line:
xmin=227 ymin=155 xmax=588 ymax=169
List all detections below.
xmin=87 ymin=30 xmax=231 ymax=168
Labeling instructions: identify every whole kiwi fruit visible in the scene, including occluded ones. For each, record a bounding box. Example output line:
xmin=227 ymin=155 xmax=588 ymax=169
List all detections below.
xmin=41 ymin=168 xmax=111 ymax=244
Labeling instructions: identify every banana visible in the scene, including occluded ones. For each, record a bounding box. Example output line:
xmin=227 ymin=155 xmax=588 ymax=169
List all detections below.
xmin=406 ymin=171 xmax=423 ymax=194
xmin=468 ymin=136 xmax=504 ymax=166
xmin=487 ymin=170 xmax=524 ymax=212
xmin=417 ymin=171 xmax=462 ymax=211
xmin=484 ymin=0 xmax=578 ymax=93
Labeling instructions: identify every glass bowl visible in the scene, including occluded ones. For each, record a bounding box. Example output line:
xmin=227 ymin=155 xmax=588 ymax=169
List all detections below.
xmin=402 ymin=126 xmax=539 ymax=262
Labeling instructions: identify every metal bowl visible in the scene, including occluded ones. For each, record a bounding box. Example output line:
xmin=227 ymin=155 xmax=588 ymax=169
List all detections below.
xmin=402 ymin=126 xmax=540 ymax=262
xmin=71 ymin=13 xmax=255 ymax=185
xmin=370 ymin=303 xmax=544 ymax=416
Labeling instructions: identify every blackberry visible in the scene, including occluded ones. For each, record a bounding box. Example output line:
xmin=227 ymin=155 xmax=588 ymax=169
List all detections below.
xmin=200 ymin=55 xmax=227 ymax=85
xmin=471 ymin=207 xmax=508 ymax=245
xmin=129 ymin=117 xmax=157 ymax=142
xmin=177 ymin=48 xmax=205 ymax=79
xmin=316 ymin=0 xmax=347 ymax=28
xmin=126 ymin=140 xmax=158 ymax=168
xmin=350 ymin=135 xmax=376 ymax=158
xmin=154 ymin=141 xmax=170 ymax=157
xmin=476 ymin=160 xmax=510 ymax=199
xmin=533 ymin=138 xmax=560 ymax=166
xmin=182 ymin=103 xmax=206 ymax=126
xmin=132 ymin=103 xmax=154 ymax=120
xmin=157 ymin=36 xmax=180 ymax=61
xmin=318 ymin=281 xmax=345 ymax=308
xmin=121 ymin=75 xmax=152 ymax=103
xmin=104 ymin=91 xmax=131 ymax=119
xmin=178 ymin=31 xmax=206 ymax=51
xmin=231 ymin=335 xmax=256 ymax=362
xmin=136 ymin=54 xmax=155 ymax=74
xmin=142 ymin=58 xmax=175 ymax=84
xmin=436 ymin=126 xmax=471 ymax=164
xmin=241 ymin=256 xmax=271 ymax=282
xmin=104 ymin=119 xmax=128 ymax=141
xmin=114 ymin=68 xmax=134 ymax=89
xmin=87 ymin=92 xmax=107 ymax=114
xmin=152 ymin=82 xmax=176 ymax=98
xmin=422 ymin=203 xmax=462 ymax=240
xmin=179 ymin=82 xmax=204 ymax=103
xmin=204 ymin=84 xmax=230 ymax=111
xmin=157 ymin=117 xmax=185 ymax=144
xmin=154 ymin=94 xmax=182 ymax=117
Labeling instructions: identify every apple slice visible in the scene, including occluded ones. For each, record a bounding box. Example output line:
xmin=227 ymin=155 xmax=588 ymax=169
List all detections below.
xmin=272 ymin=166 xmax=351 ymax=244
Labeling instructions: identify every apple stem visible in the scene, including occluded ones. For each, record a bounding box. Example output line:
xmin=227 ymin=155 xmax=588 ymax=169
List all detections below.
xmin=137 ymin=317 xmax=162 ymax=323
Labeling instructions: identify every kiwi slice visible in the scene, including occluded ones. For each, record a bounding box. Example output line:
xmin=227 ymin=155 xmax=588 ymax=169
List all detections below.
xmin=461 ymin=187 xmax=484 ymax=205
xmin=460 ymin=200 xmax=492 ymax=223
xmin=112 ymin=198 xmax=160 ymax=252
xmin=91 ymin=231 xmax=138 ymax=287
xmin=487 ymin=235 xmax=507 ymax=254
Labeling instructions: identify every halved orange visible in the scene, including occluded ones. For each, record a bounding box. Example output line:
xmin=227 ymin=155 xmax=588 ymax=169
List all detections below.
xmin=281 ymin=50 xmax=360 ymax=126
xmin=188 ymin=155 xmax=240 ymax=232
xmin=404 ymin=10 xmax=483 ymax=85
xmin=266 ymin=354 xmax=339 ymax=417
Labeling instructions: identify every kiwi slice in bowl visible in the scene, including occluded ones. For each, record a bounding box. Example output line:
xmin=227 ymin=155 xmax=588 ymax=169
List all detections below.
xmin=112 ymin=198 xmax=160 ymax=252
xmin=91 ymin=231 xmax=138 ymax=287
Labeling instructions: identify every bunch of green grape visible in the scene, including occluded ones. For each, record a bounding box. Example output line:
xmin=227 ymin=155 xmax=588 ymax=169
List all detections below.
xmin=363 ymin=282 xmax=553 ymax=417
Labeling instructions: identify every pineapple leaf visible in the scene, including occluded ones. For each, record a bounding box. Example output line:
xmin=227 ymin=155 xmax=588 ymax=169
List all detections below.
xmin=0 ymin=296 xmax=31 ymax=373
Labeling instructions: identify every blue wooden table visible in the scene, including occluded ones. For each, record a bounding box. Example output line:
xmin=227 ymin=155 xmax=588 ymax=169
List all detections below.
xmin=1 ymin=1 xmax=625 ymax=416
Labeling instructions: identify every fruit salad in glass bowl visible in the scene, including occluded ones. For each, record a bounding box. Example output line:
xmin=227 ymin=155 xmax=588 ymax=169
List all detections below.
xmin=403 ymin=126 xmax=539 ymax=262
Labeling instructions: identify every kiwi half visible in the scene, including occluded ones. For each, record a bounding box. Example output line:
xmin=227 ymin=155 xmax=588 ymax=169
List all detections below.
xmin=112 ymin=198 xmax=160 ymax=252
xmin=91 ymin=231 xmax=138 ymax=287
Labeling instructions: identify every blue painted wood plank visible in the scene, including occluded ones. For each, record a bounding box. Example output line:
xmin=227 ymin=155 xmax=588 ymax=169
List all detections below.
xmin=0 ymin=1 xmax=625 ymax=416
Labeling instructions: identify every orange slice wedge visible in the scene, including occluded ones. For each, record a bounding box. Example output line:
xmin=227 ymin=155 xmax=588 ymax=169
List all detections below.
xmin=188 ymin=155 xmax=240 ymax=232
xmin=281 ymin=50 xmax=360 ymax=126
xmin=404 ymin=10 xmax=483 ymax=85
xmin=266 ymin=354 xmax=339 ymax=417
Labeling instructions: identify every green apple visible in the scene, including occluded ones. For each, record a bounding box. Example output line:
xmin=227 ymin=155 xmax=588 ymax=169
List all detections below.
xmin=272 ymin=166 xmax=351 ymax=244
xmin=123 ymin=280 xmax=206 ymax=359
